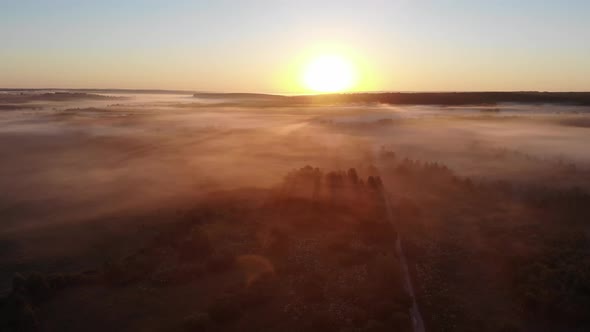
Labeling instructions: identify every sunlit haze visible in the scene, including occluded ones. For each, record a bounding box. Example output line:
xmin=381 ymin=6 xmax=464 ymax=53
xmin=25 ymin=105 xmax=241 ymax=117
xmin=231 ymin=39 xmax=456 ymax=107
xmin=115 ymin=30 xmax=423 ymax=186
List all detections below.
xmin=2 ymin=2 xmax=590 ymax=331
xmin=2 ymin=0 xmax=589 ymax=93
xmin=303 ymin=55 xmax=357 ymax=93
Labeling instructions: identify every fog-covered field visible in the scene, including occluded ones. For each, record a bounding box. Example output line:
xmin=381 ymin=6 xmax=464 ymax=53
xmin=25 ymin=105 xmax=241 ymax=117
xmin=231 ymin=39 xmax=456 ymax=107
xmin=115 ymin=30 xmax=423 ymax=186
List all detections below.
xmin=2 ymin=93 xmax=590 ymax=233
xmin=2 ymin=92 xmax=590 ymax=232
xmin=3 ymin=91 xmax=590 ymax=331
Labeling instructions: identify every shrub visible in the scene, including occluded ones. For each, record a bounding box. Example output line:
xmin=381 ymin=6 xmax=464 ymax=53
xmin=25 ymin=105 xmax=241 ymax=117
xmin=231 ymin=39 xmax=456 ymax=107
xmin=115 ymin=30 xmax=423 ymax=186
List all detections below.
xmin=305 ymin=311 xmax=340 ymax=332
xmin=498 ymin=321 xmax=522 ymax=332
xmin=182 ymin=312 xmax=211 ymax=331
xmin=103 ymin=252 xmax=155 ymax=286
xmin=46 ymin=274 xmax=69 ymax=290
xmin=178 ymin=227 xmax=212 ymax=261
xmin=371 ymin=300 xmax=398 ymax=321
xmin=150 ymin=267 xmax=174 ymax=287
xmin=11 ymin=273 xmax=26 ymax=293
xmin=348 ymin=306 xmax=370 ymax=328
xmin=175 ymin=263 xmax=206 ymax=283
xmin=300 ymin=277 xmax=325 ymax=303
xmin=236 ymin=273 xmax=280 ymax=307
xmin=24 ymin=272 xmax=51 ymax=304
xmin=363 ymin=319 xmax=387 ymax=332
xmin=0 ymin=294 xmax=38 ymax=332
xmin=206 ymin=251 xmax=235 ymax=273
xmin=336 ymin=242 xmax=373 ymax=267
xmin=46 ymin=273 xmax=84 ymax=290
xmin=236 ymin=254 xmax=275 ymax=286
xmin=263 ymin=227 xmax=291 ymax=258
xmin=208 ymin=300 xmax=242 ymax=324
xmin=103 ymin=260 xmax=141 ymax=286
xmin=357 ymin=220 xmax=395 ymax=246
xmin=390 ymin=311 xmax=411 ymax=330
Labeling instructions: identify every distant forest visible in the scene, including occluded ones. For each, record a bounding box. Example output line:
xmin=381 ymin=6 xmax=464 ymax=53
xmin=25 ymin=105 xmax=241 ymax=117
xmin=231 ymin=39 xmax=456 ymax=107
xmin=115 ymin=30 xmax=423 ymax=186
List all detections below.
xmin=3 ymin=89 xmax=590 ymax=106
xmin=192 ymin=91 xmax=590 ymax=106
xmin=288 ymin=91 xmax=590 ymax=106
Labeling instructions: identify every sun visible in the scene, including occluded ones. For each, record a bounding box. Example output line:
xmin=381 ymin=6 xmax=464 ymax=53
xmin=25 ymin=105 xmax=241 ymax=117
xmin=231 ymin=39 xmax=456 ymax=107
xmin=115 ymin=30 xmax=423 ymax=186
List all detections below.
xmin=302 ymin=54 xmax=357 ymax=93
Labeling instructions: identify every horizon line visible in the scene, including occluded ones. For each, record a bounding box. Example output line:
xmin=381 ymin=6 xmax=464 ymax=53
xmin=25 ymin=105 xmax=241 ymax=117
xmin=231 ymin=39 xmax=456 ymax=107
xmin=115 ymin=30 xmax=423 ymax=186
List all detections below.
xmin=2 ymin=88 xmax=590 ymax=96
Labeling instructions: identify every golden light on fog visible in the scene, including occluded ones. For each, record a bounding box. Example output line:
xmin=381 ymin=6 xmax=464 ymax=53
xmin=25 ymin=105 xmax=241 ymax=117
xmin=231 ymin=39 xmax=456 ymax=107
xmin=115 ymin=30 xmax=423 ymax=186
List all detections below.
xmin=302 ymin=54 xmax=357 ymax=93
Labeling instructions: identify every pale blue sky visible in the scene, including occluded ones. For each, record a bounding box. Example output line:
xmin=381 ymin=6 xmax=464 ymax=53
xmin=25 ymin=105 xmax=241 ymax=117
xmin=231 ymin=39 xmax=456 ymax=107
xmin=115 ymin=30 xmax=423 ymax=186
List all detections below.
xmin=1 ymin=0 xmax=589 ymax=92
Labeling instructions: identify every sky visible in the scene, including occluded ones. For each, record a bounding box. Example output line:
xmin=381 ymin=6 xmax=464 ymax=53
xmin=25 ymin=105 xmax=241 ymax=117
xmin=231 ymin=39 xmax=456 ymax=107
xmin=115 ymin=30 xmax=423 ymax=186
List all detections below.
xmin=1 ymin=0 xmax=590 ymax=93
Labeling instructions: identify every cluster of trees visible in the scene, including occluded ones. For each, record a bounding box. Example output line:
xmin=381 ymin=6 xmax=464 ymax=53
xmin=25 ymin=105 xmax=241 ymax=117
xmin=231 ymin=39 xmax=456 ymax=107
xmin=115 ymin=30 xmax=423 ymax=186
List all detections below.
xmin=285 ymin=165 xmax=383 ymax=192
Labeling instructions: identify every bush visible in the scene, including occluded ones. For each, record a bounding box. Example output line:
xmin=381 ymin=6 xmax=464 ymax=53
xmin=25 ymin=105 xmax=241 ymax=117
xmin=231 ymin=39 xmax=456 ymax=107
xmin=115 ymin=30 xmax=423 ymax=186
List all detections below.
xmin=336 ymin=242 xmax=373 ymax=267
xmin=208 ymin=300 xmax=242 ymax=324
xmin=11 ymin=273 xmax=26 ymax=293
xmin=390 ymin=311 xmax=411 ymax=330
xmin=299 ymin=276 xmax=325 ymax=303
xmin=103 ymin=253 xmax=155 ymax=286
xmin=0 ymin=294 xmax=38 ymax=332
xmin=150 ymin=261 xmax=207 ymax=287
xmin=175 ymin=263 xmax=206 ymax=283
xmin=150 ymin=267 xmax=174 ymax=287
xmin=357 ymin=220 xmax=396 ymax=246
xmin=206 ymin=251 xmax=235 ymax=273
xmin=366 ymin=254 xmax=407 ymax=298
xmin=236 ymin=274 xmax=279 ymax=307
xmin=498 ymin=321 xmax=522 ymax=332
xmin=46 ymin=274 xmax=70 ymax=290
xmin=363 ymin=319 xmax=387 ymax=332
xmin=182 ymin=312 xmax=212 ymax=331
xmin=305 ymin=311 xmax=339 ymax=332
xmin=263 ymin=227 xmax=291 ymax=258
xmin=46 ymin=273 xmax=84 ymax=290
xmin=371 ymin=300 xmax=398 ymax=321
xmin=24 ymin=272 xmax=51 ymax=304
xmin=178 ymin=227 xmax=212 ymax=261
xmin=103 ymin=261 xmax=128 ymax=285
xmin=347 ymin=306 xmax=370 ymax=328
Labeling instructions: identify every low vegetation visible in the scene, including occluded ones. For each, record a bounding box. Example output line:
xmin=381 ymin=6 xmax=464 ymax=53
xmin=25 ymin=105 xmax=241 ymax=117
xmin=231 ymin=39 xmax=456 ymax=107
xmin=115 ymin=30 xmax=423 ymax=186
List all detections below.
xmin=379 ymin=149 xmax=590 ymax=331
xmin=1 ymin=166 xmax=412 ymax=332
xmin=2 ymin=148 xmax=590 ymax=331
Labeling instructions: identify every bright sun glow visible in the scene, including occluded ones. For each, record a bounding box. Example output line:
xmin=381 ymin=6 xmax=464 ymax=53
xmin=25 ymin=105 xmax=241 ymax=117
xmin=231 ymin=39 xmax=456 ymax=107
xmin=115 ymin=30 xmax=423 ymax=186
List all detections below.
xmin=303 ymin=55 xmax=357 ymax=93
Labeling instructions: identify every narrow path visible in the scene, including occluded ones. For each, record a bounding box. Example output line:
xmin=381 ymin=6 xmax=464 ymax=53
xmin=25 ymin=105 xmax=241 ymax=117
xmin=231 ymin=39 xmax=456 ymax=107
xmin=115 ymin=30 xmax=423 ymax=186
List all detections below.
xmin=381 ymin=188 xmax=426 ymax=332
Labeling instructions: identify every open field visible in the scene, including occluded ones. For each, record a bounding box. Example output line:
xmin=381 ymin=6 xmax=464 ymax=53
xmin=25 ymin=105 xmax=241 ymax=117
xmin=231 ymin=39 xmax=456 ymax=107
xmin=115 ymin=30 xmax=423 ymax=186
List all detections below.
xmin=1 ymin=91 xmax=590 ymax=331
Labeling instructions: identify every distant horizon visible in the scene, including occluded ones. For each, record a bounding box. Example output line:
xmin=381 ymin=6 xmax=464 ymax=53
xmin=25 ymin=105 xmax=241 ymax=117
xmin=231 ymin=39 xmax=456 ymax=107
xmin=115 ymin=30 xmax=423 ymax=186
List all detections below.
xmin=2 ymin=3 xmax=590 ymax=331
xmin=2 ymin=88 xmax=590 ymax=96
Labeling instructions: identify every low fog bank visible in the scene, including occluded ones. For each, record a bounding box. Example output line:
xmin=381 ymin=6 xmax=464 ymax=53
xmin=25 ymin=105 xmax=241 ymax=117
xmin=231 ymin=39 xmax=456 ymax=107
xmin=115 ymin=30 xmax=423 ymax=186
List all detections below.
xmin=2 ymin=93 xmax=590 ymax=227
xmin=2 ymin=92 xmax=590 ymax=291
xmin=315 ymin=104 xmax=590 ymax=188
xmin=0 ymin=93 xmax=369 ymax=290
